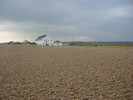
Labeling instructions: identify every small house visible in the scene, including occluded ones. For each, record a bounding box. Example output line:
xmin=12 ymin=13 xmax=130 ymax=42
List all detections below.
xmin=53 ymin=40 xmax=63 ymax=46
xmin=35 ymin=35 xmax=68 ymax=46
xmin=35 ymin=35 xmax=54 ymax=46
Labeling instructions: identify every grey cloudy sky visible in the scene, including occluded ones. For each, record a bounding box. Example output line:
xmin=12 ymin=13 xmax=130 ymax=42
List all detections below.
xmin=0 ymin=0 xmax=133 ymax=42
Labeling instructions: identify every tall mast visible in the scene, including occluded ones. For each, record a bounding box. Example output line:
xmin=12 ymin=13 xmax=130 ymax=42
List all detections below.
xmin=73 ymin=36 xmax=74 ymax=45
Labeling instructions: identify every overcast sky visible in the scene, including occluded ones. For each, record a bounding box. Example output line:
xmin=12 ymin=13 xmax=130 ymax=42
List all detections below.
xmin=0 ymin=0 xmax=133 ymax=42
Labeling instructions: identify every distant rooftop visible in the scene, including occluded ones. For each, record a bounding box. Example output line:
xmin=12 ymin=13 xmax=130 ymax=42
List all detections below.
xmin=35 ymin=35 xmax=47 ymax=41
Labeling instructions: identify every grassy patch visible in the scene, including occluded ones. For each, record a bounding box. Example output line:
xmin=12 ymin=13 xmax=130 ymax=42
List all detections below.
xmin=70 ymin=43 xmax=133 ymax=48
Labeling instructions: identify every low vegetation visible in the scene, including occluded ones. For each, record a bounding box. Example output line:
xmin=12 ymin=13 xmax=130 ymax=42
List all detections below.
xmin=70 ymin=43 xmax=133 ymax=48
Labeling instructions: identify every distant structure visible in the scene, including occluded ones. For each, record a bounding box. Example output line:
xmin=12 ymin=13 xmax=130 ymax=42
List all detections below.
xmin=54 ymin=40 xmax=63 ymax=46
xmin=23 ymin=40 xmax=30 ymax=44
xmin=35 ymin=35 xmax=54 ymax=46
xmin=35 ymin=35 xmax=68 ymax=46
xmin=8 ymin=41 xmax=14 ymax=44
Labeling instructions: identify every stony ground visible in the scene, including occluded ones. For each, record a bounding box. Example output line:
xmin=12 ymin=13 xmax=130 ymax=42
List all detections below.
xmin=0 ymin=45 xmax=133 ymax=100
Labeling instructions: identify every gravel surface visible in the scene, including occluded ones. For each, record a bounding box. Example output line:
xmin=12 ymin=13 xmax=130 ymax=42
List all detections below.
xmin=0 ymin=45 xmax=133 ymax=100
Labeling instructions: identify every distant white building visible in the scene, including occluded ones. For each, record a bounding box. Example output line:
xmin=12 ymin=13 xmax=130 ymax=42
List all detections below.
xmin=23 ymin=40 xmax=30 ymax=44
xmin=54 ymin=40 xmax=63 ymax=46
xmin=35 ymin=35 xmax=68 ymax=46
xmin=35 ymin=35 xmax=54 ymax=46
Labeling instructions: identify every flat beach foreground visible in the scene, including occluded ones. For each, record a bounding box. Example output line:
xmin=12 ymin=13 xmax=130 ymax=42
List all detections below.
xmin=0 ymin=45 xmax=133 ymax=100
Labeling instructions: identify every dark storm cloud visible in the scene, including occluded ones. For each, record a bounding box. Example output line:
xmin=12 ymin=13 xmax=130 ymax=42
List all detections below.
xmin=0 ymin=0 xmax=133 ymax=42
